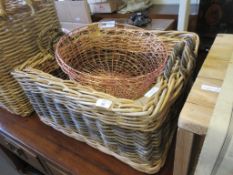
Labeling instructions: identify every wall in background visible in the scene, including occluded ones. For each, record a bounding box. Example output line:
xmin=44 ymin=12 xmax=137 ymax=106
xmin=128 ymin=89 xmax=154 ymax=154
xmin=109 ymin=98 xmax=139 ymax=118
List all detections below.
xmin=152 ymin=0 xmax=200 ymax=4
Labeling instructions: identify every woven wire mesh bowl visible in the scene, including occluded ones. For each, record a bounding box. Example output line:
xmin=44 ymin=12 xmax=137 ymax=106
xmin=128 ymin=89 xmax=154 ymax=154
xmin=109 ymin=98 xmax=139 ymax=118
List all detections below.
xmin=55 ymin=23 xmax=168 ymax=99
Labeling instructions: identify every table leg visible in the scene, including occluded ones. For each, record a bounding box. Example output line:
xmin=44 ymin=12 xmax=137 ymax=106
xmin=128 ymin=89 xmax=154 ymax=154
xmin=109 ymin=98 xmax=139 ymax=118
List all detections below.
xmin=173 ymin=128 xmax=195 ymax=175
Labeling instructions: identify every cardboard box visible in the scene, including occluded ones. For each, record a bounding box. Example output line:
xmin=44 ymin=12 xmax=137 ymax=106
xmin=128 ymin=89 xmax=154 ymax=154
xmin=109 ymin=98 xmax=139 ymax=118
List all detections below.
xmin=88 ymin=0 xmax=108 ymax=3
xmin=88 ymin=0 xmax=124 ymax=13
xmin=55 ymin=0 xmax=92 ymax=30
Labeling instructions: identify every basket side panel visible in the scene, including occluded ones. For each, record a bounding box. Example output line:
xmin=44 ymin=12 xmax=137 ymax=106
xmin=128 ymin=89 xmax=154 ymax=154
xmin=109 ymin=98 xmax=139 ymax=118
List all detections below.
xmin=15 ymin=69 xmax=174 ymax=169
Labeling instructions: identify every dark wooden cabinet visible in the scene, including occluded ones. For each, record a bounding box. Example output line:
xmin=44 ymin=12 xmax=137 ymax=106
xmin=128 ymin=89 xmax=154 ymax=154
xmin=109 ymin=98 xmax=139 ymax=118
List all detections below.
xmin=0 ymin=134 xmax=47 ymax=174
xmin=0 ymin=133 xmax=71 ymax=175
xmin=46 ymin=162 xmax=71 ymax=175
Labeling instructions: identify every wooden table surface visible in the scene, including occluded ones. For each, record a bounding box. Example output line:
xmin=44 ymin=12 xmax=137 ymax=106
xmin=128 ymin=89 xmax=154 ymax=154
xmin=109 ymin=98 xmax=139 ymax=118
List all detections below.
xmin=178 ymin=34 xmax=233 ymax=135
xmin=93 ymin=4 xmax=199 ymax=19
xmin=93 ymin=4 xmax=200 ymax=31
xmin=100 ymin=18 xmax=175 ymax=30
xmin=0 ymin=108 xmax=174 ymax=175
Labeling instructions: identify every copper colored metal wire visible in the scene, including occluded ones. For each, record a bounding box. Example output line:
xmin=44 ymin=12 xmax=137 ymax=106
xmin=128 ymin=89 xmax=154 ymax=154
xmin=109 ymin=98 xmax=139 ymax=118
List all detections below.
xmin=55 ymin=23 xmax=168 ymax=99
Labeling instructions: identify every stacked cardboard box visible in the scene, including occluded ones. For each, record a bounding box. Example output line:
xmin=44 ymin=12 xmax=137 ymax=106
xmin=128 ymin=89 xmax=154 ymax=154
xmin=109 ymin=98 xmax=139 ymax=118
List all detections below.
xmin=87 ymin=0 xmax=125 ymax=13
xmin=55 ymin=0 xmax=92 ymax=31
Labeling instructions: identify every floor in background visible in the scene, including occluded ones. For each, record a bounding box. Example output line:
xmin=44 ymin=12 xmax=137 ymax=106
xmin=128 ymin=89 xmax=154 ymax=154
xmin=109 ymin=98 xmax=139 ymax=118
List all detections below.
xmin=0 ymin=149 xmax=20 ymax=175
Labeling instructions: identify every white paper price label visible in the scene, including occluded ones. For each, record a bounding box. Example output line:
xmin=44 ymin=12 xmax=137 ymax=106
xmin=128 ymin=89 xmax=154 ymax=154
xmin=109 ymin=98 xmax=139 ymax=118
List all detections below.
xmin=62 ymin=28 xmax=70 ymax=34
xmin=100 ymin=21 xmax=116 ymax=28
xmin=201 ymin=84 xmax=221 ymax=93
xmin=144 ymin=87 xmax=159 ymax=98
xmin=96 ymin=99 xmax=112 ymax=109
xmin=75 ymin=17 xmax=81 ymax=22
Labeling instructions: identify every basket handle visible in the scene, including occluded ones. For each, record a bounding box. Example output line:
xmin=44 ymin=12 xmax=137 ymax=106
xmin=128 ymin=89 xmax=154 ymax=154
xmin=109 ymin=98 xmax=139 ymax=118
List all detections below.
xmin=37 ymin=25 xmax=64 ymax=55
xmin=26 ymin=0 xmax=36 ymax=16
xmin=0 ymin=0 xmax=35 ymax=18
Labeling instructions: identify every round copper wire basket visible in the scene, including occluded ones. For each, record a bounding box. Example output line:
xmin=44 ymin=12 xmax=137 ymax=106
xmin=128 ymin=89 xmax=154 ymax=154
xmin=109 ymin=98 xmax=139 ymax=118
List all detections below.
xmin=55 ymin=23 xmax=168 ymax=99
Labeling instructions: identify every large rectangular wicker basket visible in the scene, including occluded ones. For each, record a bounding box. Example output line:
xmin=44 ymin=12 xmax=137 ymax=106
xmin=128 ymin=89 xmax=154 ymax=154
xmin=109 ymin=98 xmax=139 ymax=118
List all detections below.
xmin=13 ymin=31 xmax=199 ymax=174
xmin=0 ymin=0 xmax=59 ymax=116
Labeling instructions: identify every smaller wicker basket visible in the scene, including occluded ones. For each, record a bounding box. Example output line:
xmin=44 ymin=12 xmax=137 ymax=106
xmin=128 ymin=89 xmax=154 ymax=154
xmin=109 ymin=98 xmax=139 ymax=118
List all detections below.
xmin=0 ymin=0 xmax=60 ymax=116
xmin=55 ymin=23 xmax=168 ymax=99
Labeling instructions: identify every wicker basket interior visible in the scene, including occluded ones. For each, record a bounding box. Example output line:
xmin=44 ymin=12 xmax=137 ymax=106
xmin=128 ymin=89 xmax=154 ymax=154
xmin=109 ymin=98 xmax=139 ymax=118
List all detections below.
xmin=56 ymin=24 xmax=168 ymax=99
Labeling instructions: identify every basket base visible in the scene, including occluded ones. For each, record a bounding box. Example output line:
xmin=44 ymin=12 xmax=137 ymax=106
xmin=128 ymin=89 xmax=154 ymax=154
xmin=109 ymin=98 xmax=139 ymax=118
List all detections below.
xmin=0 ymin=103 xmax=33 ymax=117
xmin=40 ymin=117 xmax=175 ymax=174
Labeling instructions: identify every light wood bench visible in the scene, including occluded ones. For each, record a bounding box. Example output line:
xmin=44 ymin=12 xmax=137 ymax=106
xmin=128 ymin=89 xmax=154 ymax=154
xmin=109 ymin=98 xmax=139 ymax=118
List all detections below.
xmin=173 ymin=34 xmax=233 ymax=175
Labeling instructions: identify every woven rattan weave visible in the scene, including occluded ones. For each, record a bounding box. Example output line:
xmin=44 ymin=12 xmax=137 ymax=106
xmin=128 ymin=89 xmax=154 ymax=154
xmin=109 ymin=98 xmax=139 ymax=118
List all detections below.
xmin=0 ymin=0 xmax=59 ymax=116
xmin=55 ymin=23 xmax=168 ymax=99
xmin=13 ymin=30 xmax=199 ymax=173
